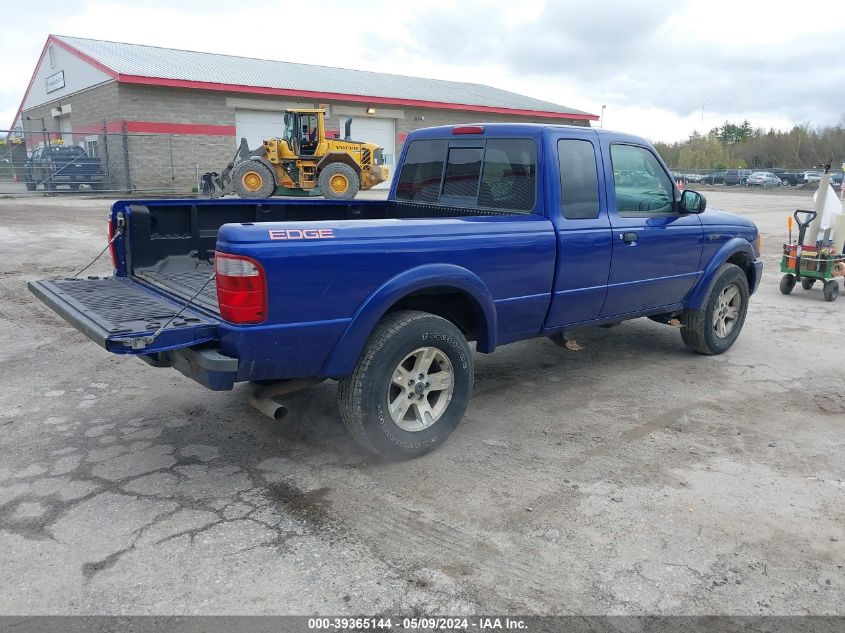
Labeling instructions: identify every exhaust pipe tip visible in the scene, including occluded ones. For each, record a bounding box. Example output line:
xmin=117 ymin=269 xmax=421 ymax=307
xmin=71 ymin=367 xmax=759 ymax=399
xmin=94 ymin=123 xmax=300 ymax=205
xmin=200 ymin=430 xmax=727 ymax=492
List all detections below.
xmin=270 ymin=402 xmax=288 ymax=421
xmin=249 ymin=393 xmax=289 ymax=422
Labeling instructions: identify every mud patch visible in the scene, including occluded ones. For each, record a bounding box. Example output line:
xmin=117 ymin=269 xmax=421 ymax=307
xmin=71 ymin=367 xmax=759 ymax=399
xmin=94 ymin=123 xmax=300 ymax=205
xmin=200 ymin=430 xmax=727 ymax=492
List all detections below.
xmin=265 ymin=481 xmax=332 ymax=526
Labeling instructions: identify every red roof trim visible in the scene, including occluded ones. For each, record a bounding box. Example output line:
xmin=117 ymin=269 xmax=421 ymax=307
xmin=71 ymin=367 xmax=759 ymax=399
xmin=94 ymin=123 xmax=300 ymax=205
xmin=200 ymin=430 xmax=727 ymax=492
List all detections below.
xmin=49 ymin=35 xmax=119 ymax=79
xmin=116 ymin=75 xmax=598 ymax=120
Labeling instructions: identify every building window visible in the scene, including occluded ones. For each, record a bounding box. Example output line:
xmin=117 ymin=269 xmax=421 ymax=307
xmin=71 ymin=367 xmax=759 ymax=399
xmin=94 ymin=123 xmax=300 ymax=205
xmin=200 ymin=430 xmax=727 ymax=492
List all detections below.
xmin=85 ymin=137 xmax=99 ymax=159
xmin=48 ymin=45 xmax=55 ymax=69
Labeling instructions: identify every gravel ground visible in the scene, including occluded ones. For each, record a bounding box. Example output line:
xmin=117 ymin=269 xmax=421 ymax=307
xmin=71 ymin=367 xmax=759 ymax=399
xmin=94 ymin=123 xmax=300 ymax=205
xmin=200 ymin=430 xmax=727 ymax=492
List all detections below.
xmin=0 ymin=189 xmax=842 ymax=615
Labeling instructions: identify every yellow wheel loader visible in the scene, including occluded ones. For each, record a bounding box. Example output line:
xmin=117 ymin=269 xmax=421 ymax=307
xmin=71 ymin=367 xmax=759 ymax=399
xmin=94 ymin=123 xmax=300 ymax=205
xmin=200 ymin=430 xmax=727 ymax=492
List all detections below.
xmin=203 ymin=108 xmax=389 ymax=200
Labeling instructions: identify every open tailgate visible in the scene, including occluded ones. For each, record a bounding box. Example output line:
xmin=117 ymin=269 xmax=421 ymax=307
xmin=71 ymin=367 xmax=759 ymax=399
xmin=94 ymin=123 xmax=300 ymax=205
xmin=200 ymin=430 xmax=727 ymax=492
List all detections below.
xmin=28 ymin=276 xmax=219 ymax=354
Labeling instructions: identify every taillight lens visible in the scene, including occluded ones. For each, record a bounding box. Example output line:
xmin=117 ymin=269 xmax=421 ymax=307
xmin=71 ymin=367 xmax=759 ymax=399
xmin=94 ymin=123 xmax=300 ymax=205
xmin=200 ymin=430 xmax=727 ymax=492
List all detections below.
xmin=215 ymin=253 xmax=267 ymax=324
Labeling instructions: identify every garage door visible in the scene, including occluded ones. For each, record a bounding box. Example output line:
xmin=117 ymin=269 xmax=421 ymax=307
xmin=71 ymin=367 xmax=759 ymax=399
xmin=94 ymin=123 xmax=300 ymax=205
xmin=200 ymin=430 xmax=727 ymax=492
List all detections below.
xmin=349 ymin=117 xmax=396 ymax=173
xmin=235 ymin=110 xmax=286 ymax=149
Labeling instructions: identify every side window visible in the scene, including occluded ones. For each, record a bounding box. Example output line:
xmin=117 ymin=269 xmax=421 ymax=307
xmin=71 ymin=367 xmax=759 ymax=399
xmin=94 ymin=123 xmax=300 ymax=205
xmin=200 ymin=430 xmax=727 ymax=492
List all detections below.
xmin=610 ymin=144 xmax=674 ymax=215
xmin=395 ymin=140 xmax=447 ymax=203
xmin=558 ymin=139 xmax=600 ymax=219
xmin=442 ymin=147 xmax=483 ymax=199
xmin=478 ymin=139 xmax=536 ymax=211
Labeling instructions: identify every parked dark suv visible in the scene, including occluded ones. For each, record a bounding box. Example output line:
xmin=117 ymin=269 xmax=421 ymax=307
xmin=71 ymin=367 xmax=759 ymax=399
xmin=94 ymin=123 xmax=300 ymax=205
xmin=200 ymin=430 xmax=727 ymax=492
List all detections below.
xmin=24 ymin=145 xmax=104 ymax=191
xmin=724 ymin=169 xmax=752 ymax=186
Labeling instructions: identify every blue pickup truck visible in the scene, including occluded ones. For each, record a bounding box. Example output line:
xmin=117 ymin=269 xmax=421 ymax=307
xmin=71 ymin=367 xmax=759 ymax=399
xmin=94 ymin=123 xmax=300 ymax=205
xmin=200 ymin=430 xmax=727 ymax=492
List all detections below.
xmin=29 ymin=123 xmax=762 ymax=459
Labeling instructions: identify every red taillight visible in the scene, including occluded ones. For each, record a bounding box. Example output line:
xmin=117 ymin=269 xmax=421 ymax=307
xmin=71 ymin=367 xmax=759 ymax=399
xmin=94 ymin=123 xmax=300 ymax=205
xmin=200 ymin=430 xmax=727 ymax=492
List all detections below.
xmin=107 ymin=219 xmax=118 ymax=269
xmin=452 ymin=125 xmax=484 ymax=135
xmin=215 ymin=253 xmax=267 ymax=324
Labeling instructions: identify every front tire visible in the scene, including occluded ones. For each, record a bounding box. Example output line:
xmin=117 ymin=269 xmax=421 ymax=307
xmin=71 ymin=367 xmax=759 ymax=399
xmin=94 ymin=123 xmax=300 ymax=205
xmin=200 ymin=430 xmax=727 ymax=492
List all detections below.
xmin=823 ymin=280 xmax=839 ymax=302
xmin=801 ymin=277 xmax=815 ymax=291
xmin=232 ymin=161 xmax=275 ymax=199
xmin=319 ymin=163 xmax=360 ymax=200
xmin=681 ymin=263 xmax=749 ymax=355
xmin=338 ymin=310 xmax=473 ymax=460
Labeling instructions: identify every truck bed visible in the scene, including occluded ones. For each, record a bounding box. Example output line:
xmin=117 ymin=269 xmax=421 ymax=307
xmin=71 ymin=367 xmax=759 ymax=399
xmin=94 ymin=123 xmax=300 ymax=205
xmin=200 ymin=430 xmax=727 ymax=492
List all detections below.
xmin=135 ymin=258 xmax=217 ymax=312
xmin=124 ymin=198 xmax=518 ymax=309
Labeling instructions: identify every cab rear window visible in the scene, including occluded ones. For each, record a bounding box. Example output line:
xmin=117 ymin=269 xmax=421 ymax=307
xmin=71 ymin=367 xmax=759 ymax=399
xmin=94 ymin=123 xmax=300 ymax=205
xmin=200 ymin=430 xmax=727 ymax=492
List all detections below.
xmin=396 ymin=138 xmax=536 ymax=212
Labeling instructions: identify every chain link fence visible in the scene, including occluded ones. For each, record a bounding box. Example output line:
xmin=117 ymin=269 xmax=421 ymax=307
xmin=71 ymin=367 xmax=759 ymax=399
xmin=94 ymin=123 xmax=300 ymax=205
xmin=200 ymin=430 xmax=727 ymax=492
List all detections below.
xmin=0 ymin=128 xmax=233 ymax=196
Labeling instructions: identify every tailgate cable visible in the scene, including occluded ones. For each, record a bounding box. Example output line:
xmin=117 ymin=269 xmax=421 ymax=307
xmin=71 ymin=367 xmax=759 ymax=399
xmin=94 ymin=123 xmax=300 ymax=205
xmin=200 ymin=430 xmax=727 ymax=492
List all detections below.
xmin=74 ymin=215 xmax=125 ymax=277
xmin=123 ymin=273 xmax=216 ymax=351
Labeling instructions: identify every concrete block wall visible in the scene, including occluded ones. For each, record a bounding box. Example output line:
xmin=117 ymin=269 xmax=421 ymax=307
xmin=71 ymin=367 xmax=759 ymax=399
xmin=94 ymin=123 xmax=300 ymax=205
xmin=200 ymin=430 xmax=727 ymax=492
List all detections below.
xmin=119 ymin=133 xmax=234 ymax=192
xmin=118 ymin=84 xmax=234 ymax=126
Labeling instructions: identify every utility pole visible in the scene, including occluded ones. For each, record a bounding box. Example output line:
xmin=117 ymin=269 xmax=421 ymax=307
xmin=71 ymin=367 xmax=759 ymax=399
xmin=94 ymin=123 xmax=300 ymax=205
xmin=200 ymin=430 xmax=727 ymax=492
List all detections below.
xmin=600 ymin=105 xmax=606 ymax=129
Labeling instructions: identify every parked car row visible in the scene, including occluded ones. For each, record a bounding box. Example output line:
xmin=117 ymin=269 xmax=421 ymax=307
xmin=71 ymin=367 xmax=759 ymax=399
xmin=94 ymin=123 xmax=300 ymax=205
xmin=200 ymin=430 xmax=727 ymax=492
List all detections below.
xmin=671 ymin=168 xmax=841 ymax=188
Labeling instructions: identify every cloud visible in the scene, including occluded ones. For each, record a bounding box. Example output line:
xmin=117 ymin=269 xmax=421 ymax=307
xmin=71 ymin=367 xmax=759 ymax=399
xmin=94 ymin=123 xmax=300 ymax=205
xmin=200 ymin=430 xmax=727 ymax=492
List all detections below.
xmin=388 ymin=0 xmax=845 ymax=131
xmin=3 ymin=0 xmax=844 ymax=141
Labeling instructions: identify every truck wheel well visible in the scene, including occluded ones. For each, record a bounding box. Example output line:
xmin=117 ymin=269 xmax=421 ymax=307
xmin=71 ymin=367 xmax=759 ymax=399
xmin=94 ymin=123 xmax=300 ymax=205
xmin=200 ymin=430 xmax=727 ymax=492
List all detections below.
xmin=387 ymin=288 xmax=485 ymax=345
xmin=726 ymin=251 xmax=752 ymax=287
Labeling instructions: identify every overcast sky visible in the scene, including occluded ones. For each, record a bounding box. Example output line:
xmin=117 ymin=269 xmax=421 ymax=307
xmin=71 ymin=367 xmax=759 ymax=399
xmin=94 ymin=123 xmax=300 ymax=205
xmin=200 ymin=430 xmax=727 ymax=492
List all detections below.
xmin=3 ymin=0 xmax=844 ymax=142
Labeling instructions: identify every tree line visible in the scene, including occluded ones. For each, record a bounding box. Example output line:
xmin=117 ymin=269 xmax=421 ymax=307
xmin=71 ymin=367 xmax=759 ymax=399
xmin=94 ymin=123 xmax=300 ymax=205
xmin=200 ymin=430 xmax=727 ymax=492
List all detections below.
xmin=653 ymin=120 xmax=845 ymax=171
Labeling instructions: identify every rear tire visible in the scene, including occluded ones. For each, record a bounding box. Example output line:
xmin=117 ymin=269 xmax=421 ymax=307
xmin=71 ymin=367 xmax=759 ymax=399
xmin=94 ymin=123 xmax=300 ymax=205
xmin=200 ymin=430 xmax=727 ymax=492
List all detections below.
xmin=337 ymin=310 xmax=473 ymax=460
xmin=319 ymin=163 xmax=360 ymax=200
xmin=801 ymin=277 xmax=815 ymax=291
xmin=232 ymin=161 xmax=275 ymax=199
xmin=823 ymin=280 xmax=839 ymax=302
xmin=780 ymin=274 xmax=796 ymax=295
xmin=681 ymin=263 xmax=749 ymax=355
xmin=25 ymin=181 xmax=35 ymax=191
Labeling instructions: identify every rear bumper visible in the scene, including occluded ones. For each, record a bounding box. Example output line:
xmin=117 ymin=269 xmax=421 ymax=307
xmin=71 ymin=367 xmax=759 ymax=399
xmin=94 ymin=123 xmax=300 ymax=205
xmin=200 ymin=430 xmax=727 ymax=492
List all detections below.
xmin=140 ymin=347 xmax=238 ymax=391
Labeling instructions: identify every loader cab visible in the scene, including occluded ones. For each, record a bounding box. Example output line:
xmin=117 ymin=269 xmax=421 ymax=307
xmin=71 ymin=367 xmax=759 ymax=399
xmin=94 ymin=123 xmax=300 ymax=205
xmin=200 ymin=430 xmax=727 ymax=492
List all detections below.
xmin=282 ymin=110 xmax=323 ymax=157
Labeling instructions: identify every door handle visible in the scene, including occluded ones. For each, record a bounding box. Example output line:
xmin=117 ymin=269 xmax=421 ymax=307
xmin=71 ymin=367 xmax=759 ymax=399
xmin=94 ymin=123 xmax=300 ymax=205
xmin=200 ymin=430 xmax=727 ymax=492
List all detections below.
xmin=621 ymin=232 xmax=638 ymax=245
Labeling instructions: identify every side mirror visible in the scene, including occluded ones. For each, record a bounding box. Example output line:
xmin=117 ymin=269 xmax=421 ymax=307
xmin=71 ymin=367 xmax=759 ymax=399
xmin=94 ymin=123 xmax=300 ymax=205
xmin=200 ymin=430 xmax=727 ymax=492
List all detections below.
xmin=680 ymin=189 xmax=706 ymax=213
